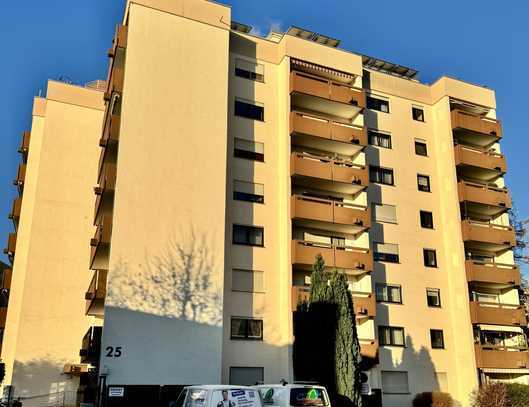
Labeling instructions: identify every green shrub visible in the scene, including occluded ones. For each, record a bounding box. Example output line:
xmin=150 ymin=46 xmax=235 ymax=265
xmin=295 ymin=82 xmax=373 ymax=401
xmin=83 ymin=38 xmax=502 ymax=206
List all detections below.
xmin=412 ymin=391 xmax=453 ymax=407
xmin=506 ymin=383 xmax=529 ymax=407
xmin=471 ymin=383 xmax=507 ymax=407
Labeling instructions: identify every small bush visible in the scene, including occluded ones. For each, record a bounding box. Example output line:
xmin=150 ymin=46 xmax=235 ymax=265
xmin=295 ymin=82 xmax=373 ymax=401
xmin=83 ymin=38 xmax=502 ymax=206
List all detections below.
xmin=506 ymin=383 xmax=529 ymax=407
xmin=471 ymin=383 xmax=507 ymax=407
xmin=412 ymin=391 xmax=453 ymax=407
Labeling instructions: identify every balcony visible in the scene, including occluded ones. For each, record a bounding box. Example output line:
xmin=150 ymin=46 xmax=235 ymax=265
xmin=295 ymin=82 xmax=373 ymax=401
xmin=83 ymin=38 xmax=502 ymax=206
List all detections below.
xmin=291 ymin=240 xmax=372 ymax=275
xmin=1 ymin=268 xmax=12 ymax=290
xmin=290 ymin=111 xmax=366 ymax=155
xmin=0 ymin=308 xmax=6 ymax=328
xmin=461 ymin=220 xmax=515 ymax=253
xmin=105 ymin=25 xmax=127 ymax=100
xmin=8 ymin=197 xmax=22 ymax=229
xmin=290 ymin=71 xmax=364 ymax=120
xmin=451 ymin=109 xmax=502 ymax=147
xmin=469 ymin=301 xmax=526 ymax=326
xmin=291 ymin=195 xmax=370 ymax=235
xmin=18 ymin=131 xmax=30 ymax=159
xmin=474 ymin=345 xmax=529 ymax=369
xmin=352 ymin=292 xmax=376 ymax=319
xmin=80 ymin=326 xmax=102 ymax=366
xmin=85 ymin=270 xmax=107 ymax=317
xmin=99 ymin=111 xmax=120 ymax=149
xmin=291 ymin=286 xmax=375 ymax=319
xmin=466 ymin=260 xmax=520 ymax=288
xmin=359 ymin=339 xmax=379 ymax=361
xmin=3 ymin=233 xmax=16 ymax=262
xmin=454 ymin=144 xmax=506 ymax=182
xmin=458 ymin=181 xmax=511 ymax=218
xmin=90 ymin=215 xmax=112 ymax=270
xmin=13 ymin=164 xmax=26 ymax=191
xmin=94 ymin=164 xmax=117 ymax=224
xmin=291 ymin=152 xmax=368 ymax=194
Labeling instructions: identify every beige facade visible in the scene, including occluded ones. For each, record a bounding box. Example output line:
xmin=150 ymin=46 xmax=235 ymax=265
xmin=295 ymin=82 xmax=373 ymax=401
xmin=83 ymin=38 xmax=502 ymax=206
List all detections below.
xmin=1 ymin=1 xmax=524 ymax=407
xmin=1 ymin=81 xmax=105 ymax=406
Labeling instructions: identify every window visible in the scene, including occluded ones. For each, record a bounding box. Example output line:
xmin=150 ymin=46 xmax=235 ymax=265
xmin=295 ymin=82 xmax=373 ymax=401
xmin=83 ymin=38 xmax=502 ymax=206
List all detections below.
xmin=427 ymin=288 xmax=441 ymax=308
xmin=370 ymin=166 xmax=394 ymax=186
xmin=232 ymin=269 xmax=265 ymax=293
xmin=373 ymin=242 xmax=399 ymax=263
xmin=233 ymin=225 xmax=264 ymax=247
xmin=372 ymin=203 xmax=397 ymax=224
xmin=379 ymin=326 xmax=405 ymax=347
xmin=368 ymin=130 xmax=392 ymax=149
xmin=415 ymin=139 xmax=428 ymax=156
xmin=234 ymin=98 xmax=264 ymax=121
xmin=412 ymin=107 xmax=425 ymax=122
xmin=367 ymin=95 xmax=390 ymax=113
xmin=234 ymin=138 xmax=264 ymax=162
xmin=381 ymin=371 xmax=409 ymax=394
xmin=230 ymin=317 xmax=263 ymax=340
xmin=420 ymin=210 xmax=434 ymax=229
xmin=430 ymin=329 xmax=445 ymax=349
xmin=423 ymin=249 xmax=438 ymax=267
xmin=417 ymin=174 xmax=431 ymax=192
xmin=235 ymin=58 xmax=264 ymax=82
xmin=233 ymin=180 xmax=264 ymax=203
xmin=375 ymin=284 xmax=402 ymax=304
xmin=229 ymin=367 xmax=264 ymax=385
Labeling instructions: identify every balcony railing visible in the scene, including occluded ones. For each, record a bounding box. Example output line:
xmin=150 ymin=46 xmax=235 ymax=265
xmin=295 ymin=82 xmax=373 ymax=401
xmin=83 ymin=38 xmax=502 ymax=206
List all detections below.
xmin=90 ymin=215 xmax=112 ymax=270
xmin=291 ymin=240 xmax=373 ymax=274
xmin=18 ymin=131 xmax=30 ymax=157
xmin=291 ymin=195 xmax=370 ymax=232
xmin=466 ymin=260 xmax=520 ymax=286
xmin=454 ymin=144 xmax=506 ymax=178
xmin=291 ymin=153 xmax=368 ymax=192
xmin=290 ymin=71 xmax=365 ymax=107
xmin=469 ymin=301 xmax=526 ymax=326
xmin=3 ymin=233 xmax=16 ymax=260
xmin=359 ymin=339 xmax=379 ymax=360
xmin=290 ymin=111 xmax=367 ymax=146
xmin=85 ymin=270 xmax=107 ymax=317
xmin=99 ymin=110 xmax=121 ymax=148
xmin=351 ymin=291 xmax=376 ymax=318
xmin=80 ymin=326 xmax=102 ymax=366
xmin=291 ymin=286 xmax=375 ymax=319
xmin=8 ymin=197 xmax=22 ymax=225
xmin=1 ymin=268 xmax=12 ymax=290
xmin=13 ymin=164 xmax=26 ymax=189
xmin=458 ymin=181 xmax=511 ymax=210
xmin=451 ymin=109 xmax=502 ymax=138
xmin=105 ymin=25 xmax=127 ymax=100
xmin=474 ymin=344 xmax=529 ymax=369
xmin=461 ymin=219 xmax=516 ymax=249
xmin=94 ymin=164 xmax=117 ymax=223
xmin=0 ymin=308 xmax=6 ymax=328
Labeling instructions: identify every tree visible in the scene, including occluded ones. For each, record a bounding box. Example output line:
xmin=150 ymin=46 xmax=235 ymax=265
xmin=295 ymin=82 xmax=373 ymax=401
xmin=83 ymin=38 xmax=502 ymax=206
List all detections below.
xmin=509 ymin=205 xmax=529 ymax=265
xmin=294 ymin=254 xmax=363 ymax=407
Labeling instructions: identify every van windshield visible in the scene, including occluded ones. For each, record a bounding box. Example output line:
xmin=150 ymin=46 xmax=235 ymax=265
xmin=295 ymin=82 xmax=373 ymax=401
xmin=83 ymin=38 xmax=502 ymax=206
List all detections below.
xmin=289 ymin=388 xmax=328 ymax=407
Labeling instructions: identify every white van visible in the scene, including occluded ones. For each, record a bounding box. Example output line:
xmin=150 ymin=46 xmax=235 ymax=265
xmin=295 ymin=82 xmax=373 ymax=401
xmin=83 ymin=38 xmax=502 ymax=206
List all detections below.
xmin=176 ymin=385 xmax=264 ymax=407
xmin=253 ymin=384 xmax=331 ymax=407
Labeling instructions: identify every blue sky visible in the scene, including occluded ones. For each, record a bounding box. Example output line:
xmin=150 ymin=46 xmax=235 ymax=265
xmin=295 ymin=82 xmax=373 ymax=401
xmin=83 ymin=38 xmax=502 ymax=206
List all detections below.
xmin=1 ymin=1 xmax=528 ymax=274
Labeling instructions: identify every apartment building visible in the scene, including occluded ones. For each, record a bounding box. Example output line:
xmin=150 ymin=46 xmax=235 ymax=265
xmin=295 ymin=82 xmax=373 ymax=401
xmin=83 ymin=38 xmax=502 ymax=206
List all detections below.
xmin=1 ymin=0 xmax=525 ymax=407
xmin=1 ymin=81 xmax=105 ymax=406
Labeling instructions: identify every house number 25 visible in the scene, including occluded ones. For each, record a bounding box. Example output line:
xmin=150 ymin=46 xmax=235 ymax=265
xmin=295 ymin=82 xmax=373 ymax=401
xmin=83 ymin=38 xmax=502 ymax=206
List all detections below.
xmin=105 ymin=346 xmax=123 ymax=357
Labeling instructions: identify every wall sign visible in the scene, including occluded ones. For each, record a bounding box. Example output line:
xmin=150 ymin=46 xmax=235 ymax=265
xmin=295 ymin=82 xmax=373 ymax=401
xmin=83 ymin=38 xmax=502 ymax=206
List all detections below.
xmin=109 ymin=387 xmax=125 ymax=397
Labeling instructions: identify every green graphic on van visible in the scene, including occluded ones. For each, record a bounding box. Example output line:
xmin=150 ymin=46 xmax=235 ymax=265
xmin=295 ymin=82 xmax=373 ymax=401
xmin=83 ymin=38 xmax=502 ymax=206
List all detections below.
xmin=263 ymin=389 xmax=274 ymax=404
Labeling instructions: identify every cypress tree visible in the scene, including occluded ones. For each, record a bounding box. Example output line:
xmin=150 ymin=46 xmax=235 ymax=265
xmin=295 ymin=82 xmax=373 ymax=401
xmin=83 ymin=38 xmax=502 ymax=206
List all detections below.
xmin=307 ymin=254 xmax=363 ymax=407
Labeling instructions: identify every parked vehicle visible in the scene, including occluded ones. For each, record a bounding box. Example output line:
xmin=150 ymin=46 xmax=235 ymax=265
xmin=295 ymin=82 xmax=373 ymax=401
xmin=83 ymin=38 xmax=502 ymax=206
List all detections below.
xmin=253 ymin=384 xmax=330 ymax=407
xmin=176 ymin=385 xmax=263 ymax=407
